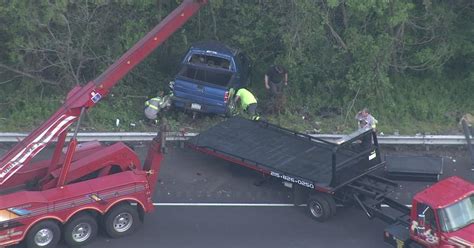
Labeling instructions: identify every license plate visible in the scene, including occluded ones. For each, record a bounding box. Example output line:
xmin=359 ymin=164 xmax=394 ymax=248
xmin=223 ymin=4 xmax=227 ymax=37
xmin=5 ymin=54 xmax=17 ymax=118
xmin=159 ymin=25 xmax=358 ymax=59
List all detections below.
xmin=191 ymin=103 xmax=201 ymax=110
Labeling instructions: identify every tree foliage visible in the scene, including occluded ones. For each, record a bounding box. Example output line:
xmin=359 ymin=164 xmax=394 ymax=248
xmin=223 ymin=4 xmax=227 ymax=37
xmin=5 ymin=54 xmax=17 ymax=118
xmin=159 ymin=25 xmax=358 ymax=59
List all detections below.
xmin=0 ymin=0 xmax=473 ymax=133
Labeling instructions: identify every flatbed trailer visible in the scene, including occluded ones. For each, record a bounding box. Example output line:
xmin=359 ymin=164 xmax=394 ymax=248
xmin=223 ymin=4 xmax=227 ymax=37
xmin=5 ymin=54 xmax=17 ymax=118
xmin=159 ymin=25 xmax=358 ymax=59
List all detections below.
xmin=188 ymin=117 xmax=383 ymax=190
xmin=188 ymin=118 xmax=474 ymax=247
xmin=187 ymin=117 xmax=394 ymax=221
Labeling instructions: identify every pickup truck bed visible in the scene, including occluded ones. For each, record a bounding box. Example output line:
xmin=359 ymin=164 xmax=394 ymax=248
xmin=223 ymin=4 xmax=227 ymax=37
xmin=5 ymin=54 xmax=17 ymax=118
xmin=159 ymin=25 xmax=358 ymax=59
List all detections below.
xmin=187 ymin=117 xmax=383 ymax=191
xmin=171 ymin=41 xmax=249 ymax=116
xmin=178 ymin=64 xmax=233 ymax=87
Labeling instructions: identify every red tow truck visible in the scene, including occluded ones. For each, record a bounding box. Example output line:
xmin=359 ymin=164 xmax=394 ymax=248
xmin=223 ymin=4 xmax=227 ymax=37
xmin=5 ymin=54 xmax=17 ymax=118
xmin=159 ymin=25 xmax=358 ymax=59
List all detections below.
xmin=382 ymin=176 xmax=474 ymax=247
xmin=188 ymin=117 xmax=474 ymax=247
xmin=0 ymin=1 xmax=206 ymax=247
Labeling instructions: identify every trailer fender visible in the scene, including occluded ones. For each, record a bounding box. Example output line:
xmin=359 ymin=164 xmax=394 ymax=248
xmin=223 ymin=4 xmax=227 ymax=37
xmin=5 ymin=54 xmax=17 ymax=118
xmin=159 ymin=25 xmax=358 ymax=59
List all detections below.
xmin=104 ymin=198 xmax=149 ymax=215
xmin=64 ymin=208 xmax=102 ymax=224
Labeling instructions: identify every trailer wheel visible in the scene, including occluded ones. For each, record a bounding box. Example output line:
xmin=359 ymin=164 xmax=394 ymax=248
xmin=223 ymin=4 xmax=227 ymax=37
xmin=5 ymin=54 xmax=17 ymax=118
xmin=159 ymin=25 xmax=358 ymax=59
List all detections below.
xmin=25 ymin=220 xmax=61 ymax=248
xmin=104 ymin=203 xmax=140 ymax=238
xmin=63 ymin=213 xmax=98 ymax=247
xmin=320 ymin=194 xmax=337 ymax=217
xmin=307 ymin=194 xmax=331 ymax=222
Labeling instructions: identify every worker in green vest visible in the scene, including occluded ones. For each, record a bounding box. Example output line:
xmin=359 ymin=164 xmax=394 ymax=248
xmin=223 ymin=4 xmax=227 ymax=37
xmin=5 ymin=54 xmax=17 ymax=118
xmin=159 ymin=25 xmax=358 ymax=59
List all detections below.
xmin=233 ymin=88 xmax=260 ymax=120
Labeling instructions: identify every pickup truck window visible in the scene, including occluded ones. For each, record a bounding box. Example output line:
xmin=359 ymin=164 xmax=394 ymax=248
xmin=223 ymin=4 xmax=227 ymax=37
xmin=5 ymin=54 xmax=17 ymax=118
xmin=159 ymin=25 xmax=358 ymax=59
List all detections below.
xmin=189 ymin=54 xmax=231 ymax=70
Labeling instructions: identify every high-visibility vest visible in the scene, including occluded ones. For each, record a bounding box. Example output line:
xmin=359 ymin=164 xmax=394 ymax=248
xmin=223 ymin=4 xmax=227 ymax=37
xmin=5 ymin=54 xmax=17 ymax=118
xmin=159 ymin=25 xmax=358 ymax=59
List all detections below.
xmin=369 ymin=116 xmax=378 ymax=129
xmin=236 ymin=88 xmax=257 ymax=110
xmin=145 ymin=97 xmax=162 ymax=110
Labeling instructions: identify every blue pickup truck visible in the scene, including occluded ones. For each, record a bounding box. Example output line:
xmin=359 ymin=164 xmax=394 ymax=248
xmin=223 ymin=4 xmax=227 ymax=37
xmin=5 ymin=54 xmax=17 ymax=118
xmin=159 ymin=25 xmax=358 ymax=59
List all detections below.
xmin=170 ymin=41 xmax=251 ymax=116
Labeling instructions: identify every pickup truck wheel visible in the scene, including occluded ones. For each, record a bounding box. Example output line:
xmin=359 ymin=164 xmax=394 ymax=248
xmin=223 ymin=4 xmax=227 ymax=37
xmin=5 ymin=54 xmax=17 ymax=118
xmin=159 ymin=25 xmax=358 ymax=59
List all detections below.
xmin=307 ymin=194 xmax=331 ymax=222
xmin=104 ymin=203 xmax=140 ymax=238
xmin=63 ymin=213 xmax=98 ymax=247
xmin=225 ymin=101 xmax=236 ymax=117
xmin=25 ymin=220 xmax=61 ymax=248
xmin=224 ymin=107 xmax=232 ymax=118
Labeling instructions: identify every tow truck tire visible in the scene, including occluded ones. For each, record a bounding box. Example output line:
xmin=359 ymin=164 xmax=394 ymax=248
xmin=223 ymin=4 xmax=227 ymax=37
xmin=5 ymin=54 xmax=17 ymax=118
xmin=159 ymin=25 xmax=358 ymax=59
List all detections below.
xmin=63 ymin=213 xmax=98 ymax=247
xmin=104 ymin=203 xmax=140 ymax=239
xmin=320 ymin=194 xmax=337 ymax=217
xmin=25 ymin=220 xmax=61 ymax=248
xmin=307 ymin=194 xmax=331 ymax=222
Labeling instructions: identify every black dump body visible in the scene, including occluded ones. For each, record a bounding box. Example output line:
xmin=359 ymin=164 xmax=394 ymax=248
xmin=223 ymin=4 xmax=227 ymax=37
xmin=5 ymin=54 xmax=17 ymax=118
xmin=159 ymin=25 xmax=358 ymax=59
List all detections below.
xmin=187 ymin=117 xmax=384 ymax=191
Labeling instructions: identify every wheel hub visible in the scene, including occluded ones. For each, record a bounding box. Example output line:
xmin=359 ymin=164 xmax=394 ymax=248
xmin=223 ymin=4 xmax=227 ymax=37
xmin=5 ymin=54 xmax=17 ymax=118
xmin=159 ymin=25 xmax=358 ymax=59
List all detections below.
xmin=34 ymin=228 xmax=54 ymax=246
xmin=310 ymin=202 xmax=323 ymax=217
xmin=72 ymin=223 xmax=92 ymax=242
xmin=113 ymin=213 xmax=133 ymax=232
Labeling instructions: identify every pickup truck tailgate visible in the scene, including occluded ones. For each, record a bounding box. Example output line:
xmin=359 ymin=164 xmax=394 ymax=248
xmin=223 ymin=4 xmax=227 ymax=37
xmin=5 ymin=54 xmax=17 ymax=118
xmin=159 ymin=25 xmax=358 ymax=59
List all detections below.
xmin=173 ymin=76 xmax=229 ymax=111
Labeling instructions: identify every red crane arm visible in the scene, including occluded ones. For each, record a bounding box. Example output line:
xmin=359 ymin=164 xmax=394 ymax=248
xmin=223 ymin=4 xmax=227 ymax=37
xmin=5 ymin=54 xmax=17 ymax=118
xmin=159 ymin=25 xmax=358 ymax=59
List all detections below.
xmin=0 ymin=0 xmax=207 ymax=185
xmin=94 ymin=0 xmax=205 ymax=91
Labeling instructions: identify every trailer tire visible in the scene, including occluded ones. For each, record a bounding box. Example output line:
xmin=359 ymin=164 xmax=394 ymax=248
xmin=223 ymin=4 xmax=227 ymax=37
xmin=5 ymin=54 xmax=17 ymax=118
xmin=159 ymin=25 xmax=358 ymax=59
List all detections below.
xmin=104 ymin=203 xmax=140 ymax=239
xmin=307 ymin=194 xmax=331 ymax=222
xmin=25 ymin=220 xmax=61 ymax=248
xmin=320 ymin=194 xmax=337 ymax=217
xmin=63 ymin=213 xmax=98 ymax=247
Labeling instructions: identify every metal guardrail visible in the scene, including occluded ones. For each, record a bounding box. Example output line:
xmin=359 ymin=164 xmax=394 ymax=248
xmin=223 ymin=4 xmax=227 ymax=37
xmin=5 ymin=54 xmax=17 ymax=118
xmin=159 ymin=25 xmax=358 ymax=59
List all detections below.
xmin=0 ymin=132 xmax=189 ymax=142
xmin=0 ymin=132 xmax=469 ymax=145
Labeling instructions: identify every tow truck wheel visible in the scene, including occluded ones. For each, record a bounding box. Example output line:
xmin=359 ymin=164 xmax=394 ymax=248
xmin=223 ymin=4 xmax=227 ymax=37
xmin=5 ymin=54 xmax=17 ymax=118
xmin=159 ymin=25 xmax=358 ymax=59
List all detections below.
xmin=25 ymin=220 xmax=61 ymax=248
xmin=307 ymin=194 xmax=331 ymax=222
xmin=63 ymin=213 xmax=98 ymax=247
xmin=104 ymin=203 xmax=140 ymax=238
xmin=320 ymin=194 xmax=337 ymax=217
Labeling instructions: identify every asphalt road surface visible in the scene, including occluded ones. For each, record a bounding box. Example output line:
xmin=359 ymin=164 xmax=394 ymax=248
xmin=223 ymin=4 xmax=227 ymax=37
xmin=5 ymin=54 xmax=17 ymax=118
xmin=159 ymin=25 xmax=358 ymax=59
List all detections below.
xmin=4 ymin=141 xmax=474 ymax=248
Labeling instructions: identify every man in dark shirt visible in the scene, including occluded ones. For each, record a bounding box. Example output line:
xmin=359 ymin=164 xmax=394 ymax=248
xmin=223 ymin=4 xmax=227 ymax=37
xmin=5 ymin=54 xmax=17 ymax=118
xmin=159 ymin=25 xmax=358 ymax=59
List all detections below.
xmin=264 ymin=65 xmax=288 ymax=96
xmin=264 ymin=65 xmax=288 ymax=113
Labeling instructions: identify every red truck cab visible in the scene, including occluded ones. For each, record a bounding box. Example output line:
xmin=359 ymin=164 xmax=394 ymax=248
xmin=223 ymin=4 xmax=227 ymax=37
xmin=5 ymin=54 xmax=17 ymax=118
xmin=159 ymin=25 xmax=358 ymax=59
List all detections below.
xmin=409 ymin=176 xmax=474 ymax=247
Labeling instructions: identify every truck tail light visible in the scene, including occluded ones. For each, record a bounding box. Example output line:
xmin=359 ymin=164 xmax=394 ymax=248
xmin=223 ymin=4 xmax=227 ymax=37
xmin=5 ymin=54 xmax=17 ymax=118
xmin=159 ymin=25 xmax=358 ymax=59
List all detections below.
xmin=224 ymin=91 xmax=229 ymax=103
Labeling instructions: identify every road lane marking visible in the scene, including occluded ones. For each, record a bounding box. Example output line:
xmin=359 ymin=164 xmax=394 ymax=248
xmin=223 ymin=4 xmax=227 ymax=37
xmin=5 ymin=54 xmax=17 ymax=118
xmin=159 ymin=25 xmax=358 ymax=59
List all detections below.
xmin=153 ymin=203 xmax=295 ymax=207
xmin=151 ymin=203 xmax=412 ymax=207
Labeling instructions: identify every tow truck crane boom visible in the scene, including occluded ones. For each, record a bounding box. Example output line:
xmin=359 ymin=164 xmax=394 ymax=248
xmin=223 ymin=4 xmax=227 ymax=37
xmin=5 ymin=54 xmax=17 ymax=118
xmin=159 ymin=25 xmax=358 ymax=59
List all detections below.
xmin=0 ymin=0 xmax=207 ymax=186
xmin=0 ymin=1 xmax=206 ymax=247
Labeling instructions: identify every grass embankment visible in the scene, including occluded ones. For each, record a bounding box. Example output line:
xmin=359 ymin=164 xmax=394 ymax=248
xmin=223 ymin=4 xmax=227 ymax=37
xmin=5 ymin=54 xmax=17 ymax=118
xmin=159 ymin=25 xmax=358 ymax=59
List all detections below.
xmin=0 ymin=97 xmax=466 ymax=136
xmin=0 ymin=76 xmax=471 ymax=135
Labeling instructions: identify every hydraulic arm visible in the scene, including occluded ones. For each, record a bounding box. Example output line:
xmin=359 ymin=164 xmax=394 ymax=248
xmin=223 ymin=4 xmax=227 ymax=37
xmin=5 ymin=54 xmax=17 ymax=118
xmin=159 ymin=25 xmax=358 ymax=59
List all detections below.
xmin=0 ymin=0 xmax=207 ymax=185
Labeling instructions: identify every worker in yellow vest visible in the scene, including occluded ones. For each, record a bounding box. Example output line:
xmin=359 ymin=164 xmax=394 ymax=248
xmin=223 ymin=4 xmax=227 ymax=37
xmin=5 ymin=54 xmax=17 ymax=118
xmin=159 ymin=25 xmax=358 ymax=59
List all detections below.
xmin=144 ymin=91 xmax=172 ymax=123
xmin=233 ymin=88 xmax=260 ymax=121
